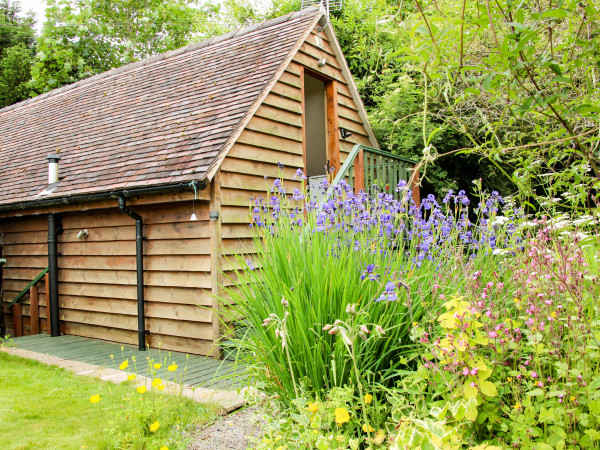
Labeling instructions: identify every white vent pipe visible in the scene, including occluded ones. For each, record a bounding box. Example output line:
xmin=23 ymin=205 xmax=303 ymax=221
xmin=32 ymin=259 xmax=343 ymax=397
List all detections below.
xmin=47 ymin=155 xmax=60 ymax=184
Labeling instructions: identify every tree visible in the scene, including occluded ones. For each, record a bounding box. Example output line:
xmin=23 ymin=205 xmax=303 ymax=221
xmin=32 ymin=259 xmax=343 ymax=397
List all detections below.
xmin=31 ymin=0 xmax=227 ymax=93
xmin=0 ymin=0 xmax=36 ymax=107
xmin=394 ymin=0 xmax=600 ymax=211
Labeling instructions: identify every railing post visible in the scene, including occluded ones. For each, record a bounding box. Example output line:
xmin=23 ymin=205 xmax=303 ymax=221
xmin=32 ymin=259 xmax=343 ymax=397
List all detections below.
xmin=355 ymin=149 xmax=365 ymax=193
xmin=411 ymin=165 xmax=421 ymax=207
xmin=13 ymin=303 xmax=22 ymax=337
xmin=30 ymin=285 xmax=39 ymax=335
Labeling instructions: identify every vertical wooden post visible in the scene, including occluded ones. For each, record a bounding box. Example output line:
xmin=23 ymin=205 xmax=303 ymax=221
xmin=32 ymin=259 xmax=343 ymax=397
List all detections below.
xmin=326 ymin=80 xmax=340 ymax=179
xmin=30 ymin=285 xmax=39 ymax=335
xmin=210 ymin=172 xmax=223 ymax=359
xmin=300 ymin=67 xmax=307 ymax=173
xmin=44 ymin=273 xmax=51 ymax=335
xmin=13 ymin=303 xmax=22 ymax=337
xmin=354 ymin=149 xmax=365 ymax=193
xmin=411 ymin=165 xmax=421 ymax=207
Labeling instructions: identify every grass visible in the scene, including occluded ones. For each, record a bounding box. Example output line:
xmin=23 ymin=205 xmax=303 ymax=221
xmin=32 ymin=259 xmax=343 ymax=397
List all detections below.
xmin=0 ymin=352 xmax=216 ymax=450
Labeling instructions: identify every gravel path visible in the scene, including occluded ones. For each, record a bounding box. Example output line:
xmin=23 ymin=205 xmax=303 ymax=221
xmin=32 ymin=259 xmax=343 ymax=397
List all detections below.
xmin=189 ymin=406 xmax=264 ymax=450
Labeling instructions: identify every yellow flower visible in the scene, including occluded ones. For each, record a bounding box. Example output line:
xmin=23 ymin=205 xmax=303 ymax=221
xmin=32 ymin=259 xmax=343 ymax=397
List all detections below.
xmin=513 ymin=403 xmax=522 ymax=410
xmin=412 ymin=322 xmax=418 ymax=327
xmin=119 ymin=360 xmax=129 ymax=370
xmin=137 ymin=385 xmax=147 ymax=394
xmin=364 ymin=393 xmax=373 ymax=404
xmin=507 ymin=377 xmax=512 ymax=383
xmin=167 ymin=363 xmax=178 ymax=372
xmin=551 ymin=311 xmax=557 ymax=318
xmin=160 ymin=447 xmax=168 ymax=450
xmin=153 ymin=363 xmax=162 ymax=370
xmin=127 ymin=374 xmax=136 ymax=381
xmin=89 ymin=395 xmax=100 ymax=404
xmin=307 ymin=402 xmax=319 ymax=412
xmin=109 ymin=354 xmax=114 ymax=359
xmin=157 ymin=383 xmax=165 ymax=391
xmin=152 ymin=378 xmax=162 ymax=388
xmin=514 ymin=298 xmax=520 ymax=303
xmin=334 ymin=407 xmax=350 ymax=425
xmin=362 ymin=423 xmax=374 ymax=433
xmin=571 ymin=396 xmax=576 ymax=402
xmin=149 ymin=421 xmax=160 ymax=432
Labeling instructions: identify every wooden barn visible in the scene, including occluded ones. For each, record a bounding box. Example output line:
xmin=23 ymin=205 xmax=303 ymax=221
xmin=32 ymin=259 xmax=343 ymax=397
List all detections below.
xmin=0 ymin=8 xmax=417 ymax=356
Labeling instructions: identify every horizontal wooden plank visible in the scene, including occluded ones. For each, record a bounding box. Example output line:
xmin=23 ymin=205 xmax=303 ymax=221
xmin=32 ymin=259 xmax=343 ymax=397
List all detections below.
xmin=57 ymin=309 xmax=213 ymax=340
xmin=222 ymin=223 xmax=257 ymax=240
xmin=221 ymin=158 xmax=300 ymax=180
xmin=298 ymin=42 xmax=342 ymax=70
xmin=277 ymin=70 xmax=301 ymax=88
xmin=54 ymin=282 xmax=212 ymax=306
xmin=0 ymin=255 xmax=47 ymax=268
xmin=0 ymin=217 xmax=47 ymax=233
xmin=245 ymin=116 xmax=303 ymax=142
xmin=293 ymin=52 xmax=345 ymax=84
xmin=339 ymin=116 xmax=369 ymax=137
xmin=55 ymin=295 xmax=212 ymax=322
xmin=262 ymin=93 xmax=302 ymax=115
xmin=236 ymin=129 xmax=303 ymax=154
xmin=221 ymin=206 xmax=252 ymax=224
xmin=338 ymin=104 xmax=364 ymax=124
xmin=59 ymin=202 xmax=210 ymax=229
xmin=221 ymin=238 xmax=255 ymax=255
xmin=60 ymin=321 xmax=214 ymax=355
xmin=269 ymin=81 xmax=302 ymax=102
xmin=227 ymin=143 xmax=304 ymax=167
xmin=254 ymin=104 xmax=302 ymax=127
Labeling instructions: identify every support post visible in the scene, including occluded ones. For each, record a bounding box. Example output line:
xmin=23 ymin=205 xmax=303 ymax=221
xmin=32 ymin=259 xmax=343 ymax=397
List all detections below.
xmin=326 ymin=80 xmax=340 ymax=179
xmin=48 ymin=214 xmax=60 ymax=337
xmin=13 ymin=303 xmax=22 ymax=337
xmin=411 ymin=165 xmax=421 ymax=207
xmin=355 ymin=149 xmax=365 ymax=193
xmin=30 ymin=285 xmax=39 ymax=335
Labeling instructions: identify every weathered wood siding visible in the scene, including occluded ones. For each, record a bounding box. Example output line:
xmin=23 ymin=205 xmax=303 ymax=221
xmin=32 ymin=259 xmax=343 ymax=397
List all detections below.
xmin=219 ymin=23 xmax=377 ymax=258
xmin=1 ymin=197 xmax=215 ymax=355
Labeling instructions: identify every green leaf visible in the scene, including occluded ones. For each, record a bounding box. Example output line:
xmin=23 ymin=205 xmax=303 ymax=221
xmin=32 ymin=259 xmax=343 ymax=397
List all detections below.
xmin=527 ymin=388 xmax=545 ymax=396
xmin=452 ymin=401 xmax=466 ymax=421
xmin=551 ymin=76 xmax=571 ymax=83
xmin=480 ymin=381 xmax=498 ymax=397
xmin=464 ymin=382 xmax=478 ymax=400
xmin=542 ymin=9 xmax=569 ymax=18
xmin=548 ymin=63 xmax=562 ymax=75
xmin=483 ymin=73 xmax=494 ymax=91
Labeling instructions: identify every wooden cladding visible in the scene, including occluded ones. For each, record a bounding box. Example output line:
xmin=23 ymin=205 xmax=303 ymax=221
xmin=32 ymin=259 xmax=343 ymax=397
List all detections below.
xmin=1 ymin=198 xmax=216 ymax=356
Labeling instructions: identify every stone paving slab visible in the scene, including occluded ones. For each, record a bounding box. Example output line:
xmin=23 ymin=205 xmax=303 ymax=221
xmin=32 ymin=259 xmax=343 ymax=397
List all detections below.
xmin=0 ymin=346 xmax=245 ymax=413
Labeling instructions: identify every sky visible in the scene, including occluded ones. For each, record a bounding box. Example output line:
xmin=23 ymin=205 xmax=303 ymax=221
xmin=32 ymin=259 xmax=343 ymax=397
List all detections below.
xmin=17 ymin=0 xmax=46 ymax=32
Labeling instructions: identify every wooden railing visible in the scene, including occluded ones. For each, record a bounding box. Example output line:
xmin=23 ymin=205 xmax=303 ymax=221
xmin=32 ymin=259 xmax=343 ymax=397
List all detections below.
xmin=331 ymin=144 xmax=420 ymax=204
xmin=6 ymin=267 xmax=49 ymax=337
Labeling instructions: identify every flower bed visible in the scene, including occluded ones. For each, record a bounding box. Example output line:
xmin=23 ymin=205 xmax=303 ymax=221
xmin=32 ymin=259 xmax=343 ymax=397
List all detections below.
xmin=226 ymin=171 xmax=599 ymax=448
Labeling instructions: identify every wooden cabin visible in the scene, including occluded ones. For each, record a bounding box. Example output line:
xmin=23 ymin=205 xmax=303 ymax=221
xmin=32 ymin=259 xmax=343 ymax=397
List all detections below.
xmin=0 ymin=8 xmax=417 ymax=356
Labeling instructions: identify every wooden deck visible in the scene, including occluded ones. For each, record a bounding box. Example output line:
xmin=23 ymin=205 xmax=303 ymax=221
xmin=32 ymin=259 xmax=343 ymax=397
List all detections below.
xmin=9 ymin=334 xmax=242 ymax=390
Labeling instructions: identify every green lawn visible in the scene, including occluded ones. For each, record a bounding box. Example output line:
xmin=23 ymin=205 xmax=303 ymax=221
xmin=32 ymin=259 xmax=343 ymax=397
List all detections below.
xmin=0 ymin=351 xmax=215 ymax=449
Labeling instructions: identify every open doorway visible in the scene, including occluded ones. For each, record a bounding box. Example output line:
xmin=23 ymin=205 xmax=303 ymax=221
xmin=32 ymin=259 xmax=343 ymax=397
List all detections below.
xmin=303 ymin=71 xmax=339 ymax=201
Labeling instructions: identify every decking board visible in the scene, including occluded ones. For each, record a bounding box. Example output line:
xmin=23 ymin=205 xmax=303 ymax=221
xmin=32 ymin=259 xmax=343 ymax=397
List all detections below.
xmin=9 ymin=334 xmax=241 ymax=390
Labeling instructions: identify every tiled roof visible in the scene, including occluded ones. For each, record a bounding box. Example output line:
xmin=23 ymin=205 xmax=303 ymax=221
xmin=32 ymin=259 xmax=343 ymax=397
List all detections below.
xmin=0 ymin=9 xmax=320 ymax=207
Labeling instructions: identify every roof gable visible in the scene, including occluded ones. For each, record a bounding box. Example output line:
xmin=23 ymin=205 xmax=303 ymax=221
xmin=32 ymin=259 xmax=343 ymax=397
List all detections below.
xmin=0 ymin=10 xmax=321 ymax=208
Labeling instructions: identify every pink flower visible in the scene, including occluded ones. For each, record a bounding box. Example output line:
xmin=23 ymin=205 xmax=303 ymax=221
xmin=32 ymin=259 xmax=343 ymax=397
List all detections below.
xmin=470 ymin=368 xmax=479 ymax=376
xmin=531 ymin=371 xmax=538 ymax=378
xmin=489 ymin=331 xmax=498 ymax=339
xmin=462 ymin=368 xmax=470 ymax=376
